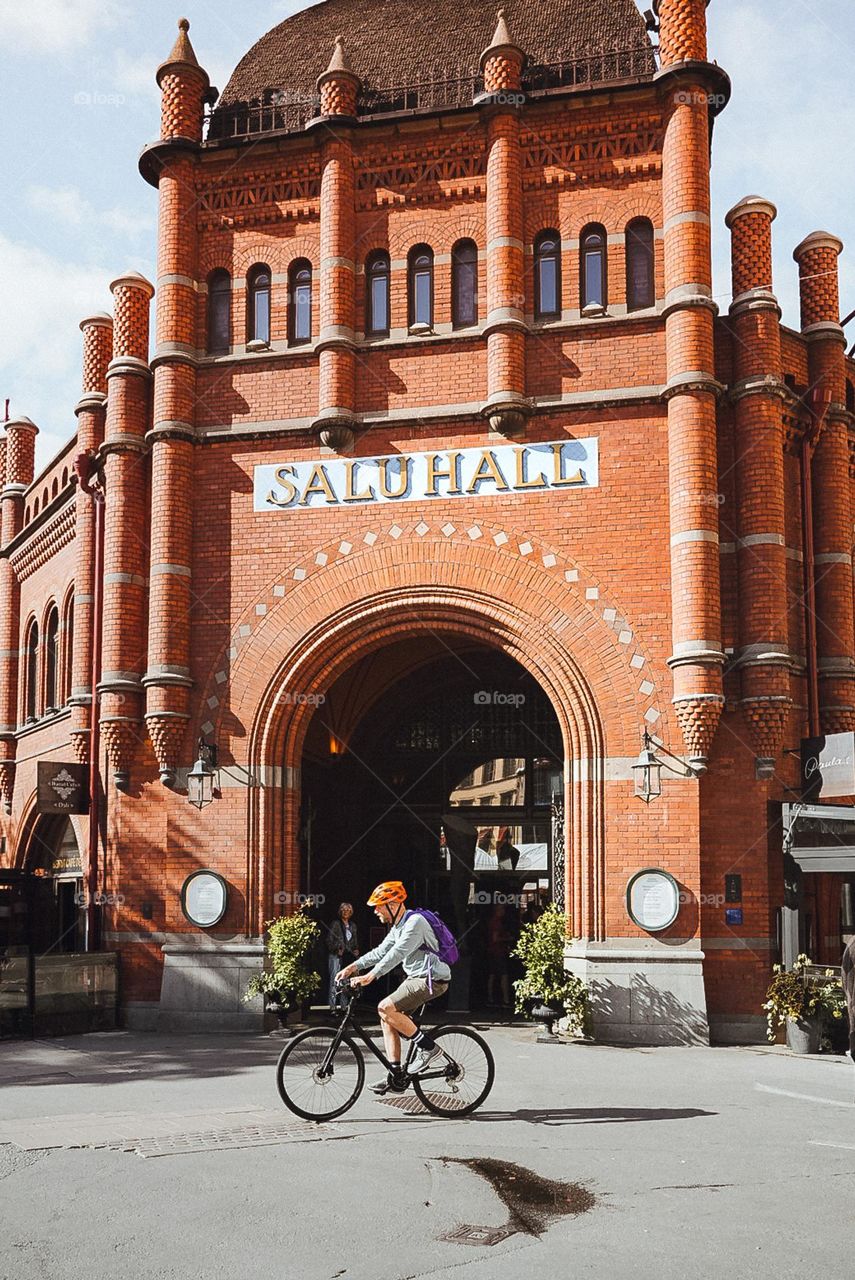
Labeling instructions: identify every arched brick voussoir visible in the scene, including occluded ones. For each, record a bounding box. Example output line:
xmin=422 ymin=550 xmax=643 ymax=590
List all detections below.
xmin=215 ymin=534 xmax=650 ymax=764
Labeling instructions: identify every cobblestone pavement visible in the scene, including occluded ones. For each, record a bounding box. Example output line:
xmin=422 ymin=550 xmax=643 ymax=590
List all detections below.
xmin=1 ymin=1027 xmax=853 ymax=1280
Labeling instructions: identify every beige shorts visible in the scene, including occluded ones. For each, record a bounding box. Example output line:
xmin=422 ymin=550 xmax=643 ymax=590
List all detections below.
xmin=385 ymin=976 xmax=449 ymax=1013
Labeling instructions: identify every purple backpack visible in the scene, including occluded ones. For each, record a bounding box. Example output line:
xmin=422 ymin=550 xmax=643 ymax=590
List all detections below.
xmin=405 ymin=908 xmax=459 ymax=967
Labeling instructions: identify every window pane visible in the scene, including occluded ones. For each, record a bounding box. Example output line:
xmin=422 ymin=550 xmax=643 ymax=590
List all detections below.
xmin=253 ymin=287 xmax=270 ymax=344
xmin=370 ymin=273 xmax=388 ymax=332
xmin=209 ymin=279 xmax=230 ymax=352
xmin=584 ymin=249 xmax=603 ymax=306
xmin=294 ymin=283 xmax=311 ymax=341
xmin=628 ymin=227 xmax=654 ymax=310
xmin=414 ymin=269 xmax=431 ymax=325
xmin=454 ymin=252 xmax=477 ymax=327
xmin=538 ymin=257 xmax=557 ymax=314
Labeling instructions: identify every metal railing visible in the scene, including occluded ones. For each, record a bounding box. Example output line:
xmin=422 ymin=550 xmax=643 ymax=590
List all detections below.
xmin=206 ymin=42 xmax=659 ymax=144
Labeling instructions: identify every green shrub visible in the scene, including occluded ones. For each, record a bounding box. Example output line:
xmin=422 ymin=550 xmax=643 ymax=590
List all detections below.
xmin=511 ymin=903 xmax=588 ymax=1034
xmin=243 ymin=907 xmax=321 ymax=1006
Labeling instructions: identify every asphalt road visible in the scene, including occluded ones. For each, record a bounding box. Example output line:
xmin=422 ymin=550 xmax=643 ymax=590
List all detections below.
xmin=1 ymin=1025 xmax=853 ymax=1279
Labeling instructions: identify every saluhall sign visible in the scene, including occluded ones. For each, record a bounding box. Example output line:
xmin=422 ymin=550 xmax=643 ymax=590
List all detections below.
xmin=254 ymin=438 xmax=599 ymax=511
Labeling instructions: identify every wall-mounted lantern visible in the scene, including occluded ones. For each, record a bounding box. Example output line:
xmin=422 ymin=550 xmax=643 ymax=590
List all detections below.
xmin=187 ymin=737 xmax=218 ymax=810
xmin=633 ymin=728 xmax=701 ymax=804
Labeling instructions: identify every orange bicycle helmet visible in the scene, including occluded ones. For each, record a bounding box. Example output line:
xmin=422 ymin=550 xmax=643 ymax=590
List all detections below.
xmin=367 ymin=881 xmax=408 ymax=907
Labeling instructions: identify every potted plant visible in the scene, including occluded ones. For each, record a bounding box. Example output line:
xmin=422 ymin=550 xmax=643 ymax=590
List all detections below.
xmin=243 ymin=907 xmax=321 ymax=1027
xmin=511 ymin=903 xmax=588 ymax=1042
xmin=762 ymin=954 xmax=839 ymax=1054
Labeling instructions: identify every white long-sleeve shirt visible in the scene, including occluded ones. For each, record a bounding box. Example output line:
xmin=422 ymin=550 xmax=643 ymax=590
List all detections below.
xmin=358 ymin=911 xmax=451 ymax=983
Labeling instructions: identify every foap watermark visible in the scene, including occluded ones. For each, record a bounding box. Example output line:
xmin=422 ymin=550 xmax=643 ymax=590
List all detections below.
xmin=281 ymin=691 xmax=326 ymax=707
xmin=673 ymin=89 xmax=728 ymax=109
xmin=273 ymin=891 xmax=326 ymax=907
xmin=480 ymin=90 xmax=526 ymax=109
xmin=675 ymin=488 xmax=725 ymax=508
xmin=679 ymin=890 xmax=726 ymax=908
xmin=74 ymin=891 xmax=125 ymax=907
xmin=474 ymin=690 xmax=526 ymax=708
xmin=472 ymin=890 xmax=529 ymax=907
xmin=73 ymin=89 xmax=127 ymax=108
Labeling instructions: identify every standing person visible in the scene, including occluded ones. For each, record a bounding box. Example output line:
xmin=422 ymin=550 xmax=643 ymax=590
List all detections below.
xmin=843 ymin=937 xmax=855 ymax=1067
xmin=327 ymin=903 xmax=359 ymax=1013
xmin=337 ymin=881 xmax=452 ymax=1094
xmin=486 ymin=901 xmax=514 ymax=1008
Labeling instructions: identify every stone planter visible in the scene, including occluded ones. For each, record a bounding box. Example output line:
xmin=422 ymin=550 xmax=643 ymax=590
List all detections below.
xmin=529 ymin=999 xmax=566 ymax=1043
xmin=786 ymin=1016 xmax=821 ymax=1054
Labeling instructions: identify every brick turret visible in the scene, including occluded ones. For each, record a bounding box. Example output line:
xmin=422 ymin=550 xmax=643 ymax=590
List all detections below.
xmin=794 ymin=230 xmax=855 ymax=732
xmin=479 ymin=9 xmax=529 ymax=439
xmin=656 ymin=0 xmax=728 ymax=766
xmin=313 ymin=38 xmax=360 ymax=452
xmin=0 ymin=415 xmax=38 ymax=810
xmin=99 ymin=272 xmax=154 ymax=786
xmin=145 ymin=21 xmax=211 ymax=783
xmin=69 ymin=312 xmax=112 ymax=765
xmin=725 ymin=197 xmax=791 ymax=771
xmin=157 ymin=17 xmax=209 ymax=143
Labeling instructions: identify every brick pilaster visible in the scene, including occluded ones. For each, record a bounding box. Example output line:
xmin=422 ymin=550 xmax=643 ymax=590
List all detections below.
xmin=657 ymin=0 xmax=725 ymax=765
xmin=99 ymin=273 xmax=154 ymax=784
xmin=0 ymin=416 xmax=38 ymax=809
xmin=794 ymin=231 xmax=855 ymax=732
xmin=480 ymin=12 xmax=529 ymax=438
xmin=725 ymin=197 xmax=791 ymax=768
xmin=144 ymin=24 xmax=209 ymax=783
xmin=70 ymin=313 xmax=112 ymax=765
xmin=313 ymin=40 xmax=359 ymax=452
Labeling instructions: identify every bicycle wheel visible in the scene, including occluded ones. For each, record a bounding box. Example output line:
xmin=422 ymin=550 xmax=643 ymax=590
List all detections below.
xmin=275 ymin=1027 xmax=365 ymax=1122
xmin=412 ymin=1026 xmax=494 ymax=1117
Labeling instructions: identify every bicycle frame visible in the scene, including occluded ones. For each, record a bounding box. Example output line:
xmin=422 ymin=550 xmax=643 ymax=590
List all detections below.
xmin=318 ymin=996 xmax=455 ymax=1083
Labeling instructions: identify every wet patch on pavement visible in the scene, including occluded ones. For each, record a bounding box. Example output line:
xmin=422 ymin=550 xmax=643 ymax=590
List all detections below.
xmin=439 ymin=1156 xmax=596 ymax=1241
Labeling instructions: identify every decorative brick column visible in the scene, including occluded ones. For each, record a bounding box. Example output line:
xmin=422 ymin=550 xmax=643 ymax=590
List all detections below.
xmin=313 ymin=38 xmax=360 ymax=452
xmin=725 ymin=197 xmax=791 ymax=771
xmin=70 ymin=313 xmax=112 ymax=765
xmin=99 ymin=272 xmax=154 ymax=786
xmin=794 ymin=231 xmax=855 ymax=732
xmin=656 ymin=0 xmax=729 ymax=766
xmin=0 ymin=416 xmax=38 ymax=810
xmin=144 ymin=20 xmax=209 ymax=783
xmin=479 ymin=11 xmax=529 ymax=439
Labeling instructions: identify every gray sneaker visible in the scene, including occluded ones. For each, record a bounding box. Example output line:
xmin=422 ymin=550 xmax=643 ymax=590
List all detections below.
xmin=407 ymin=1044 xmax=442 ymax=1075
xmin=370 ymin=1072 xmax=409 ymax=1095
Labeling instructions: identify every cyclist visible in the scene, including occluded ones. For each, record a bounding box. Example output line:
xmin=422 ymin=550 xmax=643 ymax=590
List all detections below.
xmin=337 ymin=881 xmax=450 ymax=1095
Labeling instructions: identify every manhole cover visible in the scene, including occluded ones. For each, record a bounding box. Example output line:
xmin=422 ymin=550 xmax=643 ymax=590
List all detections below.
xmin=376 ymin=1093 xmax=468 ymax=1114
xmin=80 ymin=1120 xmax=331 ymax=1157
xmin=441 ymin=1224 xmax=518 ymax=1246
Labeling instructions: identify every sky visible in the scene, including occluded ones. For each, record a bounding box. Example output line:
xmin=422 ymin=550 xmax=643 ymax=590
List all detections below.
xmin=0 ymin=0 xmax=853 ymax=469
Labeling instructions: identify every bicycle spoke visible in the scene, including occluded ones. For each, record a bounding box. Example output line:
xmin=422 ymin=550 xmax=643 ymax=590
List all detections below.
xmin=276 ymin=1028 xmax=364 ymax=1121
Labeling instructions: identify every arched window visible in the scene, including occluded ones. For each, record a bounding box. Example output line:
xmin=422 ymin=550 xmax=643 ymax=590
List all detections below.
xmin=51 ymin=478 xmax=58 ymax=499
xmin=44 ymin=606 xmax=59 ymax=711
xmin=366 ymin=251 xmax=390 ymax=336
xmin=288 ymin=260 xmax=312 ymax=345
xmin=534 ymin=231 xmax=561 ymax=319
xmin=61 ymin=593 xmax=74 ymax=705
xmin=408 ymin=245 xmax=434 ymax=329
xmin=25 ymin=621 xmax=38 ymax=720
xmin=207 ymin=269 xmax=231 ymax=354
xmin=580 ymin=224 xmax=607 ymax=311
xmin=452 ymin=240 xmax=478 ymax=328
xmin=626 ymin=218 xmax=655 ymax=312
xmin=246 ymin=263 xmax=271 ymax=346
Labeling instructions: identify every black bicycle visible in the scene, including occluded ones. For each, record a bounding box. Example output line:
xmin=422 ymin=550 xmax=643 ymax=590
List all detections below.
xmin=275 ymin=985 xmax=495 ymax=1122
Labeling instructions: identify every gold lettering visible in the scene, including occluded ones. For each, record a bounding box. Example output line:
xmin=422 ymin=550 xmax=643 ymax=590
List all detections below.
xmin=550 ymin=442 xmax=584 ymax=487
xmin=425 ymin=451 xmax=463 ymax=497
xmin=343 ymin=460 xmax=376 ymax=502
xmin=513 ymin=447 xmax=549 ymax=490
xmin=266 ymin=465 xmax=298 ymax=507
xmin=299 ymin=463 xmax=338 ymax=506
xmin=379 ymin=456 xmax=410 ymax=499
xmin=466 ymin=449 xmax=510 ymax=494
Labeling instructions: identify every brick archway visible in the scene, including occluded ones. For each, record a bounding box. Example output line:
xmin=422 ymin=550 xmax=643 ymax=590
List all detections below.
xmin=205 ymin=530 xmax=661 ymax=938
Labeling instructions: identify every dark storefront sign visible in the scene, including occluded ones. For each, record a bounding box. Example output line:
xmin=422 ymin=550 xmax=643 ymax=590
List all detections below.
xmin=783 ymin=803 xmax=855 ymax=873
xmin=36 ymin=762 xmax=88 ymax=815
xmin=801 ymin=733 xmax=855 ymax=800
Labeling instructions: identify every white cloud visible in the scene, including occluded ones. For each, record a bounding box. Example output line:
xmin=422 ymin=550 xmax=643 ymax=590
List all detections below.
xmin=0 ymin=0 xmax=126 ymax=54
xmin=0 ymin=233 xmax=113 ymax=464
xmin=25 ymin=184 xmax=155 ymax=241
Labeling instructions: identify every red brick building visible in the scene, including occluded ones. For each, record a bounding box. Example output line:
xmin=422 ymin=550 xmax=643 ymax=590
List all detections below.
xmin=2 ymin=0 xmax=855 ymax=1042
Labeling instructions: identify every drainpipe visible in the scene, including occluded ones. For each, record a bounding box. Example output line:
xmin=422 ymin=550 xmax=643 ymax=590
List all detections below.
xmin=801 ymin=386 xmax=831 ymax=739
xmin=73 ymin=451 xmax=104 ymax=952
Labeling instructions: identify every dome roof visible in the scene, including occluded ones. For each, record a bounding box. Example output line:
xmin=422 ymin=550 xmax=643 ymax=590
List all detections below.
xmin=218 ymin=0 xmax=652 ymax=107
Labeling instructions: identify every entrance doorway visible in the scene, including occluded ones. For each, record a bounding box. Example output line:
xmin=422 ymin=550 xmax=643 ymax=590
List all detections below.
xmin=298 ymin=639 xmax=564 ymax=1012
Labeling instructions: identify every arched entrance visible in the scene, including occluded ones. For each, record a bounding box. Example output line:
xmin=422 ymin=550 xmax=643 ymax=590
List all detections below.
xmin=299 ymin=638 xmax=564 ymax=1010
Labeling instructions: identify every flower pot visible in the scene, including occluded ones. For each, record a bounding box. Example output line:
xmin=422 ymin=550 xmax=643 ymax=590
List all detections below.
xmin=530 ymin=999 xmax=565 ymax=1043
xmin=786 ymin=1016 xmax=821 ymax=1054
